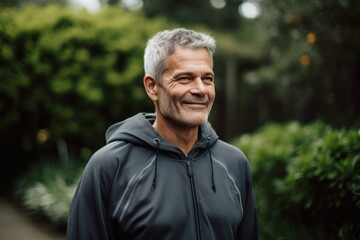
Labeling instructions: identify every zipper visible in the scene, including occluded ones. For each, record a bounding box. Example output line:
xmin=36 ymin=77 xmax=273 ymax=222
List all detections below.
xmin=186 ymin=160 xmax=202 ymax=240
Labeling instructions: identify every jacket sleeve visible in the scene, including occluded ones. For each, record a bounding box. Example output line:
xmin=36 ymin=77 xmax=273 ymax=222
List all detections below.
xmin=66 ymin=147 xmax=118 ymax=240
xmin=237 ymin=160 xmax=259 ymax=240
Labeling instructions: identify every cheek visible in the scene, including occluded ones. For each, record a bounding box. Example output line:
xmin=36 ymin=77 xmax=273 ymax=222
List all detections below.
xmin=167 ymin=89 xmax=186 ymax=104
xmin=157 ymin=92 xmax=175 ymax=110
xmin=208 ymin=87 xmax=216 ymax=100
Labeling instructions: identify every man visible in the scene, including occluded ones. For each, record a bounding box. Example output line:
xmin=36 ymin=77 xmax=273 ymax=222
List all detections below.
xmin=67 ymin=28 xmax=259 ymax=240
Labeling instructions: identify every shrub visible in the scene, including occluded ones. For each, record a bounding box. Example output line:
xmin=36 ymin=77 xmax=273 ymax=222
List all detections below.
xmin=15 ymin=159 xmax=85 ymax=226
xmin=0 ymin=5 xmax=171 ymax=189
xmin=284 ymin=127 xmax=360 ymax=239
xmin=232 ymin=122 xmax=360 ymax=239
xmin=0 ymin=6 xmax=169 ymax=152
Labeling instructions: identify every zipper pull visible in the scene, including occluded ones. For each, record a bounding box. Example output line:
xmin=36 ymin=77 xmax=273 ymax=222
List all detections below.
xmin=186 ymin=160 xmax=193 ymax=177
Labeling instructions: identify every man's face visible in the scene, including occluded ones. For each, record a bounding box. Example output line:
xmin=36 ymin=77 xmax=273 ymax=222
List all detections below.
xmin=155 ymin=46 xmax=215 ymax=128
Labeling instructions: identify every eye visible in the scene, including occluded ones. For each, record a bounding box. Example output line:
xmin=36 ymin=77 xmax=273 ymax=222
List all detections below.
xmin=177 ymin=75 xmax=192 ymax=83
xmin=203 ymin=76 xmax=214 ymax=83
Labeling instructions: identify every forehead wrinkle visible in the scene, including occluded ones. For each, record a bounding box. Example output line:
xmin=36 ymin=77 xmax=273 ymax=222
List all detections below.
xmin=162 ymin=47 xmax=213 ymax=78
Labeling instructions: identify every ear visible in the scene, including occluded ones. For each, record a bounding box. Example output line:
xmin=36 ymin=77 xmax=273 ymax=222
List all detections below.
xmin=143 ymin=74 xmax=158 ymax=102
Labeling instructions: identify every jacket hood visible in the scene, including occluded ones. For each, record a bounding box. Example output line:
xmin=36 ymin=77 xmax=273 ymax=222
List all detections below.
xmin=105 ymin=112 xmax=218 ymax=154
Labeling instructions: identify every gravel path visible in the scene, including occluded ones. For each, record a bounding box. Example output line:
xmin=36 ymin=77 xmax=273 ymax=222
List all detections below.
xmin=0 ymin=198 xmax=65 ymax=240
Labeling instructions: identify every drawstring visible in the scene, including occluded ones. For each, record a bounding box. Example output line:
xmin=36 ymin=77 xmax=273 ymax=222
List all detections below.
xmin=207 ymin=137 xmax=216 ymax=193
xmin=152 ymin=138 xmax=160 ymax=189
xmin=152 ymin=137 xmax=215 ymax=192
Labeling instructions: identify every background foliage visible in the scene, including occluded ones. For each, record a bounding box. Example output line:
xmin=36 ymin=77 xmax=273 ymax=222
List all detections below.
xmin=0 ymin=5 xmax=169 ymax=190
xmin=15 ymin=158 xmax=84 ymax=225
xmin=142 ymin=0 xmax=245 ymax=31
xmin=244 ymin=0 xmax=360 ymax=126
xmin=233 ymin=122 xmax=360 ymax=239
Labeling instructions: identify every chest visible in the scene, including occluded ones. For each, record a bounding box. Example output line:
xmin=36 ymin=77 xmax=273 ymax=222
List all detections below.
xmin=109 ymin=155 xmax=243 ymax=239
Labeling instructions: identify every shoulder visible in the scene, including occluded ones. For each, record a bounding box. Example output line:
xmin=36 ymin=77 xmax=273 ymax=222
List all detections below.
xmin=83 ymin=141 xmax=132 ymax=177
xmin=211 ymin=139 xmax=252 ymax=177
xmin=212 ymin=139 xmax=248 ymax=162
xmin=85 ymin=140 xmax=154 ymax=176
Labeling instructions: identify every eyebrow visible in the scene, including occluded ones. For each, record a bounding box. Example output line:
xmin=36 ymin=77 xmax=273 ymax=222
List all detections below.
xmin=173 ymin=71 xmax=215 ymax=78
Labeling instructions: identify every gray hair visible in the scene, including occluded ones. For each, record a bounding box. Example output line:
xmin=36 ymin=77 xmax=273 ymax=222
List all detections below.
xmin=144 ymin=28 xmax=216 ymax=83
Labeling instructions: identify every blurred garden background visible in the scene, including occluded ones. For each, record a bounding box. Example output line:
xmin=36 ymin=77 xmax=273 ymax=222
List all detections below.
xmin=0 ymin=0 xmax=359 ymax=239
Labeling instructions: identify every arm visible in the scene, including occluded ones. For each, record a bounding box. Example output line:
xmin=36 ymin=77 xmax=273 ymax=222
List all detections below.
xmin=67 ymin=148 xmax=118 ymax=240
xmin=237 ymin=160 xmax=259 ymax=240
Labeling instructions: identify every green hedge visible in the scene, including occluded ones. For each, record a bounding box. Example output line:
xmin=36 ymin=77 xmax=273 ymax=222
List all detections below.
xmin=0 ymin=5 xmax=170 ymax=154
xmin=0 ymin=6 xmax=173 ymax=188
xmin=232 ymin=122 xmax=360 ymax=239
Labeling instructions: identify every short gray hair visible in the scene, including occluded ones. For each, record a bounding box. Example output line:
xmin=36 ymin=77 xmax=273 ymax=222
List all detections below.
xmin=144 ymin=28 xmax=216 ymax=83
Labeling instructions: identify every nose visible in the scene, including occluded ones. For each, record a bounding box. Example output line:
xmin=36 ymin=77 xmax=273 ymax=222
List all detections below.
xmin=189 ymin=78 xmax=206 ymax=96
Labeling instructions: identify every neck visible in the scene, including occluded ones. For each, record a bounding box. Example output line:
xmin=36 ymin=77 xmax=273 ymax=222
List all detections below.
xmin=153 ymin=119 xmax=199 ymax=155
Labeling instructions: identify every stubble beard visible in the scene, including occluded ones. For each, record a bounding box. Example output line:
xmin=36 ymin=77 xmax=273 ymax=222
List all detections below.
xmin=162 ymin=106 xmax=210 ymax=129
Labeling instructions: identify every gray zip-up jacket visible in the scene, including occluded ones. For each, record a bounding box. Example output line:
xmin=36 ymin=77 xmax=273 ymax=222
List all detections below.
xmin=67 ymin=113 xmax=258 ymax=240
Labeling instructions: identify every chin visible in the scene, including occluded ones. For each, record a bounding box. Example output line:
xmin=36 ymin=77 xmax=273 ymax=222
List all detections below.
xmin=164 ymin=112 xmax=209 ymax=127
xmin=182 ymin=116 xmax=208 ymax=127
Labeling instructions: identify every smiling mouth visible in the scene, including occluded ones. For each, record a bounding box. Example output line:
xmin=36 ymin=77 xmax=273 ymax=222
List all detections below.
xmin=183 ymin=102 xmax=208 ymax=109
xmin=183 ymin=100 xmax=207 ymax=104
